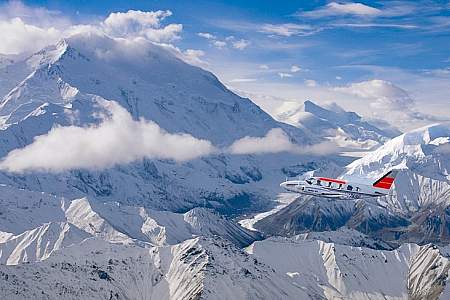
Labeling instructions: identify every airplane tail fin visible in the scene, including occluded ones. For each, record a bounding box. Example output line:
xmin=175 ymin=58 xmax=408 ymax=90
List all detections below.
xmin=372 ymin=170 xmax=399 ymax=190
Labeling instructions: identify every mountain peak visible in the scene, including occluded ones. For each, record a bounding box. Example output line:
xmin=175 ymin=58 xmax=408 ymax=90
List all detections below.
xmin=304 ymin=99 xmax=361 ymax=124
xmin=345 ymin=123 xmax=450 ymax=181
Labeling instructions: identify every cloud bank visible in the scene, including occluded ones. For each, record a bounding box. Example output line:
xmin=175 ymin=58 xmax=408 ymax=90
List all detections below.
xmin=0 ymin=101 xmax=216 ymax=173
xmin=228 ymin=128 xmax=336 ymax=156
xmin=0 ymin=117 xmax=336 ymax=173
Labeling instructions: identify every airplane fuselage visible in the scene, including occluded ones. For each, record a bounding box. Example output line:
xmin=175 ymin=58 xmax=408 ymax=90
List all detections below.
xmin=280 ymin=176 xmax=389 ymax=199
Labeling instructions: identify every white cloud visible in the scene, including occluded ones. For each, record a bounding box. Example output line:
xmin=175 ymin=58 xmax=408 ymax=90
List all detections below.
xmin=0 ymin=0 xmax=71 ymax=28
xmin=102 ymin=10 xmax=182 ymax=42
xmin=301 ymin=2 xmax=381 ymax=18
xmin=290 ymin=65 xmax=301 ymax=73
xmin=182 ymin=49 xmax=207 ymax=67
xmin=142 ymin=23 xmax=183 ymax=43
xmin=0 ymin=4 xmax=185 ymax=54
xmin=213 ymin=40 xmax=227 ymax=49
xmin=232 ymin=39 xmax=250 ymax=50
xmin=198 ymin=32 xmax=216 ymax=39
xmin=336 ymin=76 xmax=342 ymax=80
xmin=333 ymin=79 xmax=413 ymax=110
xmin=259 ymin=23 xmax=318 ymax=37
xmin=259 ymin=64 xmax=269 ymax=70
xmin=103 ymin=10 xmax=170 ymax=34
xmin=229 ymin=128 xmax=295 ymax=154
xmin=305 ymin=79 xmax=317 ymax=87
xmin=0 ymin=17 xmax=62 ymax=54
xmin=0 ymin=101 xmax=216 ymax=173
xmin=278 ymin=72 xmax=293 ymax=78
xmin=0 ymin=4 xmax=207 ymax=68
xmin=228 ymin=128 xmax=336 ymax=155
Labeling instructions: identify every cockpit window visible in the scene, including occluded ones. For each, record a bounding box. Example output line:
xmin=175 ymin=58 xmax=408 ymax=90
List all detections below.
xmin=306 ymin=179 xmax=312 ymax=184
xmin=316 ymin=180 xmax=321 ymax=186
xmin=347 ymin=185 xmax=353 ymax=191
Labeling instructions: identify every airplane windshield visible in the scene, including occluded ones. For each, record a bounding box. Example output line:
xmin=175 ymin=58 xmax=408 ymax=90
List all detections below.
xmin=306 ymin=178 xmax=313 ymax=184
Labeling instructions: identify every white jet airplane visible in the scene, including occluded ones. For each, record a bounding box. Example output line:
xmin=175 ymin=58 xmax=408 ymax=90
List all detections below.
xmin=280 ymin=170 xmax=399 ymax=200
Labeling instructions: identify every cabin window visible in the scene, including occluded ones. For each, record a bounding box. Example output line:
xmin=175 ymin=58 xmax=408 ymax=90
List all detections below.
xmin=347 ymin=185 xmax=353 ymax=191
xmin=316 ymin=180 xmax=321 ymax=186
xmin=356 ymin=187 xmax=360 ymax=192
xmin=328 ymin=182 xmax=332 ymax=187
xmin=338 ymin=184 xmax=342 ymax=189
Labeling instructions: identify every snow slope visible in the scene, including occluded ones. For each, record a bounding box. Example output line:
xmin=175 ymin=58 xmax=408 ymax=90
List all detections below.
xmin=0 ymin=236 xmax=309 ymax=300
xmin=248 ymin=237 xmax=450 ymax=300
xmin=0 ymin=184 xmax=260 ymax=265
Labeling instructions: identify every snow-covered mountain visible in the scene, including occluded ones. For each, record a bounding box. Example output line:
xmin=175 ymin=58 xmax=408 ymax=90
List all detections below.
xmin=255 ymin=123 xmax=450 ymax=247
xmin=273 ymin=100 xmax=401 ymax=150
xmin=0 ymin=236 xmax=310 ymax=300
xmin=4 ymin=226 xmax=450 ymax=300
xmin=247 ymin=237 xmax=450 ymax=299
xmin=0 ymin=33 xmax=336 ymax=215
xmin=0 ymin=184 xmax=261 ymax=266
xmin=344 ymin=123 xmax=450 ymax=212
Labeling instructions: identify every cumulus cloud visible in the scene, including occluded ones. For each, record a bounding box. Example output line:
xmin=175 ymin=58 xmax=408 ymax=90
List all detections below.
xmin=301 ymin=2 xmax=381 ymax=18
xmin=0 ymin=101 xmax=216 ymax=173
xmin=228 ymin=128 xmax=336 ymax=155
xmin=101 ymin=10 xmax=182 ymax=42
xmin=259 ymin=64 xmax=269 ymax=69
xmin=182 ymin=49 xmax=207 ymax=66
xmin=0 ymin=3 xmax=188 ymax=56
xmin=198 ymin=32 xmax=215 ymax=39
xmin=102 ymin=10 xmax=170 ymax=34
xmin=213 ymin=40 xmax=227 ymax=49
xmin=0 ymin=17 xmax=62 ymax=54
xmin=332 ymin=79 xmax=447 ymax=126
xmin=334 ymin=79 xmax=413 ymax=110
xmin=232 ymin=39 xmax=250 ymax=50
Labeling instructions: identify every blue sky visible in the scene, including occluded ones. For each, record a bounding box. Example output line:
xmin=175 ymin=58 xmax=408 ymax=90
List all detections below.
xmin=1 ymin=0 xmax=449 ymax=130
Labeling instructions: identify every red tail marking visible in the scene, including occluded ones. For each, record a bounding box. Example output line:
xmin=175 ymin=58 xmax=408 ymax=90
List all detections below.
xmin=373 ymin=171 xmax=397 ymax=190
